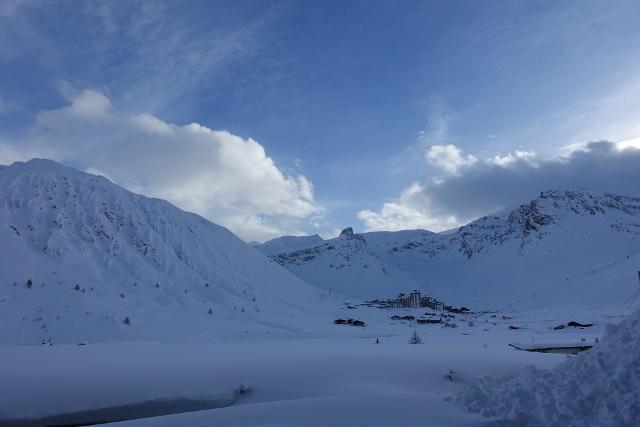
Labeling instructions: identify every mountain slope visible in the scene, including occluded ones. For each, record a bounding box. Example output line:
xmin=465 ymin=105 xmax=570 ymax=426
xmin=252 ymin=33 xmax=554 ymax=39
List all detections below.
xmin=0 ymin=159 xmax=329 ymax=344
xmin=258 ymin=190 xmax=640 ymax=309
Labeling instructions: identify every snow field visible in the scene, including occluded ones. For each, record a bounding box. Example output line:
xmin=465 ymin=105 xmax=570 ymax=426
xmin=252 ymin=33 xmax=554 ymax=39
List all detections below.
xmin=1 ymin=303 xmax=615 ymax=426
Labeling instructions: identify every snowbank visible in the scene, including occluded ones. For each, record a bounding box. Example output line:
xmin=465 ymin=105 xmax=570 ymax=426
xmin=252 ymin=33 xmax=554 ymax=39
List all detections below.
xmin=461 ymin=309 xmax=640 ymax=426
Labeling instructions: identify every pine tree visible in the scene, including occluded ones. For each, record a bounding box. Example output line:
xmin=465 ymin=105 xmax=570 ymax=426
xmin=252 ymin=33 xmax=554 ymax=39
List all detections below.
xmin=409 ymin=330 xmax=422 ymax=344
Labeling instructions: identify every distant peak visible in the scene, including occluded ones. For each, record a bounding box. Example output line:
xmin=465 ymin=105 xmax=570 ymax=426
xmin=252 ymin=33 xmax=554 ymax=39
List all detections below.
xmin=19 ymin=158 xmax=64 ymax=167
xmin=338 ymin=227 xmax=366 ymax=243
xmin=3 ymin=158 xmax=73 ymax=174
xmin=538 ymin=188 xmax=590 ymax=199
xmin=339 ymin=227 xmax=354 ymax=238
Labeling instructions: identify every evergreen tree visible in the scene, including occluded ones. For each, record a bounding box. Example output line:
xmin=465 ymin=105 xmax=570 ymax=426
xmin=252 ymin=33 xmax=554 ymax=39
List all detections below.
xmin=409 ymin=330 xmax=422 ymax=344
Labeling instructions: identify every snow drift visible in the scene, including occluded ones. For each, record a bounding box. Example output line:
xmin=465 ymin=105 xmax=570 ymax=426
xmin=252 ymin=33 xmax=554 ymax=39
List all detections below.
xmin=461 ymin=308 xmax=640 ymax=426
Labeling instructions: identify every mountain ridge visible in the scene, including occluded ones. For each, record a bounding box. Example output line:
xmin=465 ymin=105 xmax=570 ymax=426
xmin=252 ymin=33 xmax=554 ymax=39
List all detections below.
xmin=257 ymin=189 xmax=640 ymax=309
xmin=0 ymin=159 xmax=330 ymax=344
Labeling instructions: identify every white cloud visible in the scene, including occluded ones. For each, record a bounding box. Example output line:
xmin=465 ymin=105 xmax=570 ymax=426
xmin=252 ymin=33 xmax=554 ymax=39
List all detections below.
xmin=426 ymin=144 xmax=477 ymax=174
xmin=488 ymin=150 xmax=537 ymax=167
xmin=617 ymin=137 xmax=640 ymax=151
xmin=360 ymin=140 xmax=640 ymax=232
xmin=0 ymin=2 xmax=275 ymax=115
xmin=358 ymin=183 xmax=459 ymax=232
xmin=0 ymin=90 xmax=323 ymax=242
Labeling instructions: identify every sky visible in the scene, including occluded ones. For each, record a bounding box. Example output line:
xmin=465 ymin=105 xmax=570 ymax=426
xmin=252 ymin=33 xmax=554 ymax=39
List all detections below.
xmin=1 ymin=0 xmax=640 ymax=242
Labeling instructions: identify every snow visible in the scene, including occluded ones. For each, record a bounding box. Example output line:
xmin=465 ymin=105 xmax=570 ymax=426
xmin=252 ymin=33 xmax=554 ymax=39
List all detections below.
xmin=462 ymin=308 xmax=640 ymax=426
xmin=0 ymin=302 xmax=630 ymax=426
xmin=0 ymin=159 xmax=333 ymax=344
xmin=104 ymin=394 xmax=477 ymax=427
xmin=0 ymin=309 xmax=551 ymax=425
xmin=257 ymin=189 xmax=640 ymax=310
xmin=1 ymin=160 xmax=639 ymax=426
xmin=257 ymin=233 xmax=324 ymax=254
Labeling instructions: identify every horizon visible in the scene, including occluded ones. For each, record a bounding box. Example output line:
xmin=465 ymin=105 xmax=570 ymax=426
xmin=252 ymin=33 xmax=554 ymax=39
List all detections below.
xmin=1 ymin=1 xmax=640 ymax=242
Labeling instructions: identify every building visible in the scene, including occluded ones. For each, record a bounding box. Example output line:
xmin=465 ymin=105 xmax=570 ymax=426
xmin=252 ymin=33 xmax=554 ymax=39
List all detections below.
xmin=419 ymin=295 xmax=445 ymax=311
xmin=409 ymin=290 xmax=421 ymax=308
xmin=392 ymin=293 xmax=408 ymax=308
xmin=388 ymin=290 xmax=445 ymax=311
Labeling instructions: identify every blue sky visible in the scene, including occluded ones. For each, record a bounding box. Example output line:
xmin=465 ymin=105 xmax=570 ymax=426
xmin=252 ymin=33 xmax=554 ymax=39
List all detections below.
xmin=1 ymin=0 xmax=640 ymax=241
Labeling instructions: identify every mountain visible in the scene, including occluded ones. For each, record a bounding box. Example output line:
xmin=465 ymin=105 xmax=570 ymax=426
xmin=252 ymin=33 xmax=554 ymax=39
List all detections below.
xmin=257 ymin=190 xmax=640 ymax=310
xmin=0 ymin=159 xmax=329 ymax=344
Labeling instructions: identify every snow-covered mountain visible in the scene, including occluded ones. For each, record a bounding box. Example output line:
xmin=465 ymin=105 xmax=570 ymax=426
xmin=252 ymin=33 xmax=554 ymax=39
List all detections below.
xmin=0 ymin=159 xmax=330 ymax=344
xmin=258 ymin=190 xmax=640 ymax=310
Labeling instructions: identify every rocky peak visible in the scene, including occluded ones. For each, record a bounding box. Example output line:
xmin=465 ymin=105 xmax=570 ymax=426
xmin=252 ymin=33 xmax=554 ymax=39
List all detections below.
xmin=339 ymin=226 xmax=366 ymax=243
xmin=339 ymin=227 xmax=355 ymax=238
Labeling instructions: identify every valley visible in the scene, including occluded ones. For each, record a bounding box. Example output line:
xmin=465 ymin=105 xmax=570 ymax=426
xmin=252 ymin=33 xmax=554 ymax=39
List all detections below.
xmin=0 ymin=160 xmax=638 ymax=426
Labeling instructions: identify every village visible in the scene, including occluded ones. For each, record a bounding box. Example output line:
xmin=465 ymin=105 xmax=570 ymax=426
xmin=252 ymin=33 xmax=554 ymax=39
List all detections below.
xmin=334 ymin=290 xmax=470 ymax=328
xmin=367 ymin=290 xmax=470 ymax=313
